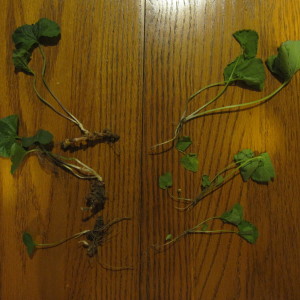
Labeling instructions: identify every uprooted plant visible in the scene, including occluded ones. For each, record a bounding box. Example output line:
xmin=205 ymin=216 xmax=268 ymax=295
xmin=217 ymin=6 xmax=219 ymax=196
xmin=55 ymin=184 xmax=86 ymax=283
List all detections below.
xmin=0 ymin=114 xmax=107 ymax=216
xmin=152 ymin=30 xmax=300 ymax=149
xmin=159 ymin=149 xmax=275 ymax=210
xmin=153 ymin=203 xmax=258 ymax=250
xmin=23 ymin=216 xmax=132 ymax=270
xmin=12 ymin=18 xmax=119 ymax=150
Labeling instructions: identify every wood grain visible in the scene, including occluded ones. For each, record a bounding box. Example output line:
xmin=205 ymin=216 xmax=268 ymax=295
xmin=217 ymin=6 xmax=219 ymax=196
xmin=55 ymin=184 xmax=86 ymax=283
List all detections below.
xmin=0 ymin=1 xmax=143 ymax=300
xmin=1 ymin=0 xmax=300 ymax=299
xmin=142 ymin=1 xmax=300 ymax=300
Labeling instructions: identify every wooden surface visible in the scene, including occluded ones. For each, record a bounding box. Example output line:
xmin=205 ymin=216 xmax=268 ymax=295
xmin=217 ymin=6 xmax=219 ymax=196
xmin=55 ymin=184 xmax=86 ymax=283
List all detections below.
xmin=1 ymin=1 xmax=300 ymax=299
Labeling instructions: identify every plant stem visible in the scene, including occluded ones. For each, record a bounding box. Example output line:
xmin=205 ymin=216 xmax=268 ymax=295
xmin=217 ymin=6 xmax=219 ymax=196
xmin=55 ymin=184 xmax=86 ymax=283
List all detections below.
xmin=185 ymin=81 xmax=290 ymax=121
xmin=38 ymin=46 xmax=89 ymax=135
xmin=191 ymin=156 xmax=263 ymax=207
xmin=186 ymin=56 xmax=241 ymax=118
xmin=35 ymin=230 xmax=90 ymax=249
xmin=46 ymin=151 xmax=103 ymax=182
xmin=166 ymin=156 xmax=262 ymax=210
xmin=32 ymin=72 xmax=76 ymax=124
xmin=35 ymin=147 xmax=103 ymax=182
xmin=190 ymin=230 xmax=238 ymax=234
xmin=153 ymin=217 xmax=237 ymax=250
xmin=152 ymin=56 xmax=241 ymax=149
xmin=166 ymin=189 xmax=193 ymax=203
xmin=151 ymin=81 xmax=227 ymax=149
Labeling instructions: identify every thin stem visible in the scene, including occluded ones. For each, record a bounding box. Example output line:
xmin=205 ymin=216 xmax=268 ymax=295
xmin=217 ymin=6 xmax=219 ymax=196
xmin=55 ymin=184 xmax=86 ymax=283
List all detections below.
xmin=151 ymin=81 xmax=226 ymax=149
xmin=209 ymin=162 xmax=237 ymax=183
xmin=26 ymin=148 xmax=42 ymax=154
xmin=189 ymin=216 xmax=220 ymax=231
xmin=153 ymin=217 xmax=238 ymax=250
xmin=186 ymin=81 xmax=290 ymax=121
xmin=154 ymin=231 xmax=188 ymax=249
xmin=42 ymin=149 xmax=103 ymax=182
xmin=152 ymin=55 xmax=242 ymax=150
xmin=187 ymin=56 xmax=241 ymax=118
xmin=186 ymin=81 xmax=227 ymax=104
xmin=221 ymin=156 xmax=263 ymax=183
xmin=180 ymin=81 xmax=227 ymax=120
xmin=32 ymin=72 xmax=76 ymax=124
xmin=193 ymin=156 xmax=263 ymax=206
xmin=154 ymin=216 xmax=219 ymax=249
xmin=166 ymin=189 xmax=193 ymax=203
xmin=35 ymin=230 xmax=90 ymax=249
xmin=38 ymin=46 xmax=88 ymax=134
xmin=190 ymin=230 xmax=238 ymax=234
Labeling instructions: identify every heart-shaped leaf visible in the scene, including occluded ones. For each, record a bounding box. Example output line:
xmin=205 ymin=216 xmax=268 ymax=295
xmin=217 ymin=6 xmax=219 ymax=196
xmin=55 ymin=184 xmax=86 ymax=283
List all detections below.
xmin=238 ymin=221 xmax=258 ymax=244
xmin=250 ymin=152 xmax=275 ymax=183
xmin=266 ymin=40 xmax=300 ymax=81
xmin=0 ymin=115 xmax=19 ymax=158
xmin=22 ymin=129 xmax=53 ymax=147
xmin=224 ymin=56 xmax=266 ymax=91
xmin=175 ymin=136 xmax=192 ymax=152
xmin=159 ymin=172 xmax=173 ymax=189
xmin=220 ymin=203 xmax=243 ymax=225
xmin=233 ymin=30 xmax=259 ymax=59
xmin=13 ymin=18 xmax=60 ymax=51
xmin=180 ymin=153 xmax=199 ymax=172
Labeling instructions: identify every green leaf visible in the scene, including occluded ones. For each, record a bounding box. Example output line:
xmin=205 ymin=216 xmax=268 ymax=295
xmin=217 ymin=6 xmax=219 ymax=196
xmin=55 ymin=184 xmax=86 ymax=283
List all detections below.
xmin=224 ymin=56 xmax=266 ymax=91
xmin=180 ymin=153 xmax=199 ymax=172
xmin=165 ymin=234 xmax=173 ymax=241
xmin=12 ymin=48 xmax=33 ymax=74
xmin=234 ymin=150 xmax=275 ymax=183
xmin=22 ymin=232 xmax=37 ymax=256
xmin=234 ymin=149 xmax=259 ymax=182
xmin=12 ymin=18 xmax=60 ymax=51
xmin=22 ymin=129 xmax=53 ymax=147
xmin=34 ymin=18 xmax=61 ymax=40
xmin=0 ymin=115 xmax=19 ymax=157
xmin=234 ymin=149 xmax=254 ymax=163
xmin=238 ymin=220 xmax=258 ymax=244
xmin=239 ymin=160 xmax=260 ymax=182
xmin=215 ymin=175 xmax=224 ymax=186
xmin=159 ymin=172 xmax=173 ymax=189
xmin=201 ymin=175 xmax=211 ymax=190
xmin=251 ymin=152 xmax=275 ymax=183
xmin=10 ymin=143 xmax=27 ymax=174
xmin=176 ymin=136 xmax=192 ymax=152
xmin=266 ymin=40 xmax=300 ymax=81
xmin=220 ymin=203 xmax=244 ymax=225
xmin=233 ymin=30 xmax=259 ymax=59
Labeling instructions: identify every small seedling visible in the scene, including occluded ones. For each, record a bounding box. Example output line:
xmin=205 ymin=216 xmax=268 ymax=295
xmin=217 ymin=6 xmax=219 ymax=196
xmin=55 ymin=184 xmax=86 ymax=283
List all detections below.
xmin=159 ymin=149 xmax=275 ymax=209
xmin=23 ymin=217 xmax=131 ymax=265
xmin=12 ymin=18 xmax=119 ymax=149
xmin=152 ymin=31 xmax=300 ymax=149
xmin=153 ymin=203 xmax=258 ymax=250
